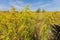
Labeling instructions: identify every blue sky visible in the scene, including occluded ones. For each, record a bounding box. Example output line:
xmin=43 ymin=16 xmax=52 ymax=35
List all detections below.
xmin=0 ymin=0 xmax=60 ymax=11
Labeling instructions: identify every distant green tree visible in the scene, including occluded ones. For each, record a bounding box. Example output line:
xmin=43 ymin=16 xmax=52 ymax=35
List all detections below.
xmin=42 ymin=9 xmax=46 ymax=12
xmin=36 ymin=8 xmax=41 ymax=13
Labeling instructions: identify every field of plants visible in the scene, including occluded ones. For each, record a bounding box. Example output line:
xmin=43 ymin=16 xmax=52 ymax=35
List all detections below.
xmin=0 ymin=6 xmax=60 ymax=40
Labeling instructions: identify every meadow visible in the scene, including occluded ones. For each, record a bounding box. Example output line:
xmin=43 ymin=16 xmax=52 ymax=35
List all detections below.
xmin=0 ymin=6 xmax=60 ymax=40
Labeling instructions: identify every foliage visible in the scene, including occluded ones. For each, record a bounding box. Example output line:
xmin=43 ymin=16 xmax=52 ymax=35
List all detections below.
xmin=0 ymin=6 xmax=60 ymax=40
xmin=36 ymin=8 xmax=41 ymax=13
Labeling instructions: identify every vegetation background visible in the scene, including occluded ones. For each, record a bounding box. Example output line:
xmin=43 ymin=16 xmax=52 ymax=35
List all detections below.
xmin=0 ymin=5 xmax=60 ymax=40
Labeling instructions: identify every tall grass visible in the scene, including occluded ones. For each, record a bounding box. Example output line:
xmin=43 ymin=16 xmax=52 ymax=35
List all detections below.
xmin=0 ymin=6 xmax=60 ymax=40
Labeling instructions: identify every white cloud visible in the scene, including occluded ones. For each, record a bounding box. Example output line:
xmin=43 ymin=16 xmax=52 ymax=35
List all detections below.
xmin=30 ymin=2 xmax=43 ymax=6
xmin=53 ymin=0 xmax=60 ymax=3
xmin=40 ymin=3 xmax=50 ymax=8
xmin=52 ymin=0 xmax=60 ymax=5
xmin=30 ymin=1 xmax=50 ymax=10
xmin=0 ymin=4 xmax=10 ymax=10
xmin=9 ymin=0 xmax=28 ymax=11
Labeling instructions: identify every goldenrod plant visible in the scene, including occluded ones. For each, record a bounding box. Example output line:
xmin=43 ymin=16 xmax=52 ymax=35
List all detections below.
xmin=0 ymin=6 xmax=60 ymax=40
